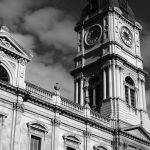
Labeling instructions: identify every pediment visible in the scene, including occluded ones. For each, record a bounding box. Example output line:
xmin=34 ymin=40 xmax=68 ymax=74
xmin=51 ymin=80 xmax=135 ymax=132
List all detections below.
xmin=123 ymin=125 xmax=150 ymax=142
xmin=0 ymin=32 xmax=31 ymax=61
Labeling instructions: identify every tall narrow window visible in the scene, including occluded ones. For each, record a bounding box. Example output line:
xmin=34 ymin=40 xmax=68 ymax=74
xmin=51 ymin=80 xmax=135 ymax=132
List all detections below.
xmin=125 ymin=85 xmax=129 ymax=105
xmin=124 ymin=77 xmax=136 ymax=108
xmin=30 ymin=135 xmax=41 ymax=150
xmin=130 ymin=89 xmax=135 ymax=108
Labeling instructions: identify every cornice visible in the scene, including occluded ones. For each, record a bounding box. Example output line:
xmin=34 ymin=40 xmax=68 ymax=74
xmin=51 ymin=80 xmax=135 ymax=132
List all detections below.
xmin=0 ymin=45 xmax=29 ymax=62
xmin=71 ymin=53 xmax=146 ymax=77
xmin=74 ymin=40 xmax=143 ymax=62
xmin=0 ymin=80 xmax=26 ymax=96
xmin=25 ymin=93 xmax=112 ymax=134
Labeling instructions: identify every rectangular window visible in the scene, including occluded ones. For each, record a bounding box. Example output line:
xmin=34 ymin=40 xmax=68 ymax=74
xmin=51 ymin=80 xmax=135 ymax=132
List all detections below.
xmin=30 ymin=135 xmax=41 ymax=150
xmin=67 ymin=147 xmax=76 ymax=150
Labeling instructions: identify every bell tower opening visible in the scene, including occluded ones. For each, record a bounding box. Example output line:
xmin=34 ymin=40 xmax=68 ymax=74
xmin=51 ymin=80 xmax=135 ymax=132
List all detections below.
xmin=0 ymin=65 xmax=10 ymax=83
xmin=88 ymin=75 xmax=103 ymax=112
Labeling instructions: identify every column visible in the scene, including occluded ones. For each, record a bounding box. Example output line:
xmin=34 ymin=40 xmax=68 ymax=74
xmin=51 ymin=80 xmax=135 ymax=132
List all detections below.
xmin=142 ymin=81 xmax=146 ymax=110
xmin=74 ymin=80 xmax=76 ymax=103
xmin=93 ymin=87 xmax=96 ymax=107
xmin=128 ymin=87 xmax=131 ymax=106
xmin=0 ymin=114 xmax=7 ymax=150
xmin=116 ymin=66 xmax=120 ymax=98
xmin=120 ymin=68 xmax=124 ymax=99
xmin=51 ymin=117 xmax=61 ymax=150
xmin=80 ymin=77 xmax=84 ymax=106
xmin=84 ymin=77 xmax=90 ymax=108
xmin=112 ymin=62 xmax=116 ymax=98
xmin=109 ymin=66 xmax=112 ymax=98
xmin=11 ymin=100 xmax=24 ymax=150
xmin=76 ymin=80 xmax=79 ymax=104
xmin=77 ymin=33 xmax=81 ymax=53
xmin=103 ymin=69 xmax=106 ymax=99
xmin=83 ymin=130 xmax=91 ymax=150
xmin=139 ymin=79 xmax=143 ymax=109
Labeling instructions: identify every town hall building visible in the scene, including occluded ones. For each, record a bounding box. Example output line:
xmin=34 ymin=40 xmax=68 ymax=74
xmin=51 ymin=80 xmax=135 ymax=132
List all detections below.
xmin=0 ymin=0 xmax=150 ymax=150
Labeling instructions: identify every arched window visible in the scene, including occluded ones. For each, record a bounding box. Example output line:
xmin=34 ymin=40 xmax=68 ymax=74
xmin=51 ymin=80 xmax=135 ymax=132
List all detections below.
xmin=0 ymin=65 xmax=10 ymax=83
xmin=124 ymin=76 xmax=136 ymax=108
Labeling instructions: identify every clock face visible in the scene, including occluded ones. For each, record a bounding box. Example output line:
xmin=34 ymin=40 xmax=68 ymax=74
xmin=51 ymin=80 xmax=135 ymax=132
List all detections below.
xmin=85 ymin=24 xmax=102 ymax=46
xmin=120 ymin=26 xmax=133 ymax=47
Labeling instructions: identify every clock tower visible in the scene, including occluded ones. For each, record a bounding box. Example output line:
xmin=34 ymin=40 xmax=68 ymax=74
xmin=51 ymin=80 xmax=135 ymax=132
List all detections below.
xmin=71 ymin=0 xmax=150 ymax=131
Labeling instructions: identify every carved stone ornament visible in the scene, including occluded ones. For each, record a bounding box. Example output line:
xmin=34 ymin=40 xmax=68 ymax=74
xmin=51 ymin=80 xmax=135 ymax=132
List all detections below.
xmin=0 ymin=50 xmax=6 ymax=57
xmin=0 ymin=38 xmax=17 ymax=52
xmin=0 ymin=111 xmax=7 ymax=126
xmin=27 ymin=122 xmax=48 ymax=134
xmin=83 ymin=130 xmax=91 ymax=138
xmin=51 ymin=118 xmax=61 ymax=126
xmin=8 ymin=61 xmax=16 ymax=69
xmin=18 ymin=58 xmax=27 ymax=65
xmin=13 ymin=102 xmax=24 ymax=112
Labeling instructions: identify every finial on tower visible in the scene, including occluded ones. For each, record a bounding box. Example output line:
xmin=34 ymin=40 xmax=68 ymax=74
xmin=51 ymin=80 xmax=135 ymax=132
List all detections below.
xmin=0 ymin=25 xmax=10 ymax=33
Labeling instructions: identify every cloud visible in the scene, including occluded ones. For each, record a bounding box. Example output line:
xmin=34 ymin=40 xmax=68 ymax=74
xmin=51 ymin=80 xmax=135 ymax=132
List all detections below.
xmin=146 ymin=90 xmax=150 ymax=116
xmin=141 ymin=23 xmax=150 ymax=67
xmin=13 ymin=33 xmax=35 ymax=51
xmin=0 ymin=0 xmax=31 ymax=25
xmin=23 ymin=7 xmax=76 ymax=52
xmin=26 ymin=55 xmax=74 ymax=99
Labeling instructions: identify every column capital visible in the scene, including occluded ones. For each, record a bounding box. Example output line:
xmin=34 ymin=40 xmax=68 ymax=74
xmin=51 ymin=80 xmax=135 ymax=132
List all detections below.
xmin=51 ymin=118 xmax=61 ymax=127
xmin=0 ymin=111 xmax=7 ymax=126
xmin=138 ymin=76 xmax=145 ymax=83
xmin=115 ymin=61 xmax=124 ymax=69
xmin=13 ymin=102 xmax=24 ymax=113
xmin=83 ymin=130 xmax=91 ymax=138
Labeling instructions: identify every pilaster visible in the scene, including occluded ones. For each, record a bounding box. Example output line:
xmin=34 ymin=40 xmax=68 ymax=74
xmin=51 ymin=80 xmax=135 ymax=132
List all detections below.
xmin=51 ymin=117 xmax=61 ymax=150
xmin=0 ymin=112 xmax=7 ymax=150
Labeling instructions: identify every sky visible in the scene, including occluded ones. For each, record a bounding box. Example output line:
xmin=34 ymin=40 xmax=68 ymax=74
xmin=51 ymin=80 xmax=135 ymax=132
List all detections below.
xmin=0 ymin=0 xmax=150 ymax=113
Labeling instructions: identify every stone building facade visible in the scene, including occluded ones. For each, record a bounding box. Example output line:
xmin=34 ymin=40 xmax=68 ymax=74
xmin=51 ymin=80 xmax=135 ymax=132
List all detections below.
xmin=0 ymin=0 xmax=150 ymax=150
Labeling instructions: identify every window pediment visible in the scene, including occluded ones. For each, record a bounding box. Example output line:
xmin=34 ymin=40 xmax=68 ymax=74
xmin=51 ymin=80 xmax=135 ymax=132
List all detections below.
xmin=0 ymin=34 xmax=31 ymax=60
xmin=27 ymin=122 xmax=48 ymax=133
xmin=63 ymin=134 xmax=81 ymax=149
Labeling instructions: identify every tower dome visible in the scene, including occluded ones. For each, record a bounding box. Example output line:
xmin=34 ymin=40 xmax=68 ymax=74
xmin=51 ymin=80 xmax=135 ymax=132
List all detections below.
xmin=80 ymin=0 xmax=135 ymax=22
